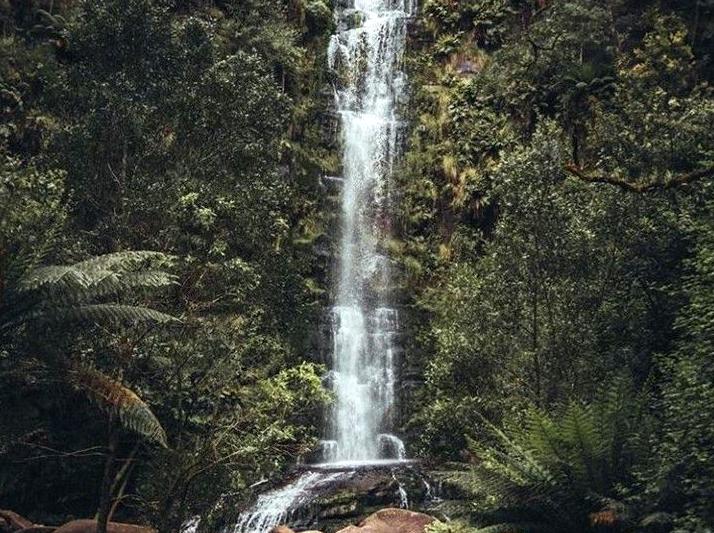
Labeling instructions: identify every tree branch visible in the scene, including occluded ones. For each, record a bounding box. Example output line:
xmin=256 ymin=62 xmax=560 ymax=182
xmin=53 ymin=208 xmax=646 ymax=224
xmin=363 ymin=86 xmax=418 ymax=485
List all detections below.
xmin=564 ymin=163 xmax=714 ymax=193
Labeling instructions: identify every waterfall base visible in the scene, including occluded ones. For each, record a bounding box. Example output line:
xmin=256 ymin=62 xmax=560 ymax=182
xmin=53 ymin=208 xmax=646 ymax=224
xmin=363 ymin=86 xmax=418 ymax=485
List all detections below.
xmin=306 ymin=459 xmax=416 ymax=472
xmin=223 ymin=462 xmax=467 ymax=533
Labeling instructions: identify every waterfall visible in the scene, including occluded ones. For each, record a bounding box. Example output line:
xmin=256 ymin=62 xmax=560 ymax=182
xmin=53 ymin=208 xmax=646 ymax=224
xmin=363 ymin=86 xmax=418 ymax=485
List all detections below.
xmin=326 ymin=0 xmax=413 ymax=463
xmin=230 ymin=473 xmax=343 ymax=533
xmin=231 ymin=1 xmax=413 ymax=530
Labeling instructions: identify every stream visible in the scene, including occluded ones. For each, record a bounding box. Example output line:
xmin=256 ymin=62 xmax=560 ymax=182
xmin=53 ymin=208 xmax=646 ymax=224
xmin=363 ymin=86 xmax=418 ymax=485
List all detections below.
xmin=231 ymin=0 xmax=414 ymax=530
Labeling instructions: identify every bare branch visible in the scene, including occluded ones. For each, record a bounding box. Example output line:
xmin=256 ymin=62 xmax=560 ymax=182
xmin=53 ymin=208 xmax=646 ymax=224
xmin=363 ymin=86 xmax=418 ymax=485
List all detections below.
xmin=564 ymin=163 xmax=714 ymax=193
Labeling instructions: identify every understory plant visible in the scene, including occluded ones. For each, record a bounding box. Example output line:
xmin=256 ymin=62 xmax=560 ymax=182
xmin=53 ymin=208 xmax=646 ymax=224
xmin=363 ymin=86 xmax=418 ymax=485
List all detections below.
xmin=463 ymin=380 xmax=650 ymax=532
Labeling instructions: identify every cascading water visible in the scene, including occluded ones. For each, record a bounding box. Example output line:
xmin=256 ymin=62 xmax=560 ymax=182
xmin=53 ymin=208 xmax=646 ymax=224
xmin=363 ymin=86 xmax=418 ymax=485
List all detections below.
xmin=231 ymin=1 xmax=413 ymax=530
xmin=326 ymin=0 xmax=412 ymax=464
xmin=231 ymin=473 xmax=342 ymax=533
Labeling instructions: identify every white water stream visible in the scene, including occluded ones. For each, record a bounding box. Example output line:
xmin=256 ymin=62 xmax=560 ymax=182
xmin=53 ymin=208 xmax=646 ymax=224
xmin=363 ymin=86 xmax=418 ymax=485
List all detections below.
xmin=232 ymin=0 xmax=413 ymax=530
xmin=327 ymin=0 xmax=412 ymax=464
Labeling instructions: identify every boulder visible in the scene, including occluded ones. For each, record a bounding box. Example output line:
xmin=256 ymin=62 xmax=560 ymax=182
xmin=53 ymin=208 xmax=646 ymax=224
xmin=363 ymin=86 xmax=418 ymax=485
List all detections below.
xmin=270 ymin=528 xmax=322 ymax=533
xmin=52 ymin=520 xmax=155 ymax=533
xmin=336 ymin=508 xmax=434 ymax=533
xmin=0 ymin=511 xmax=34 ymax=532
xmin=19 ymin=527 xmax=56 ymax=533
xmin=270 ymin=527 xmax=295 ymax=533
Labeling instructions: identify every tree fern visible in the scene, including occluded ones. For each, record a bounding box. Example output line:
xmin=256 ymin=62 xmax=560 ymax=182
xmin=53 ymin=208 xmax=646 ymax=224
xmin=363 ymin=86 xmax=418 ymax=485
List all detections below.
xmin=16 ymin=251 xmax=174 ymax=294
xmin=465 ymin=381 xmax=645 ymax=531
xmin=1 ymin=251 xmax=177 ymax=449
xmin=55 ymin=304 xmax=179 ymax=326
xmin=70 ymin=365 xmax=168 ymax=447
xmin=2 ymin=251 xmax=178 ymax=331
xmin=72 ymin=251 xmax=172 ymax=272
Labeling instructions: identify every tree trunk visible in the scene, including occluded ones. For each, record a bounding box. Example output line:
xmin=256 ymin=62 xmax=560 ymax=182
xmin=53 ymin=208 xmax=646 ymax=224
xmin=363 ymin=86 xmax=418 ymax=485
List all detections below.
xmin=97 ymin=421 xmax=119 ymax=533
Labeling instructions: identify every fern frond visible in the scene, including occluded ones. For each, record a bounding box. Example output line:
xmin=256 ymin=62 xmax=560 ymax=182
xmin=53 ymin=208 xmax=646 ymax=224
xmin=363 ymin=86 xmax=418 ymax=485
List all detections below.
xmin=81 ymin=270 xmax=178 ymax=301
xmin=17 ymin=251 xmax=174 ymax=293
xmin=55 ymin=304 xmax=180 ymax=326
xmin=11 ymin=304 xmax=179 ymax=328
xmin=560 ymin=402 xmax=599 ymax=487
xmin=18 ymin=265 xmax=95 ymax=293
xmin=73 ymin=251 xmax=173 ymax=272
xmin=70 ymin=366 xmax=167 ymax=447
xmin=19 ymin=269 xmax=177 ymax=308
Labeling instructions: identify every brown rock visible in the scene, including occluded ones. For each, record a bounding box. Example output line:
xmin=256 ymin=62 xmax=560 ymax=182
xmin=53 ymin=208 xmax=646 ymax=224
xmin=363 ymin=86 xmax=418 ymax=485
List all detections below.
xmin=52 ymin=520 xmax=155 ymax=533
xmin=0 ymin=511 xmax=34 ymax=532
xmin=270 ymin=527 xmax=295 ymax=533
xmin=19 ymin=527 xmax=56 ymax=533
xmin=336 ymin=508 xmax=435 ymax=533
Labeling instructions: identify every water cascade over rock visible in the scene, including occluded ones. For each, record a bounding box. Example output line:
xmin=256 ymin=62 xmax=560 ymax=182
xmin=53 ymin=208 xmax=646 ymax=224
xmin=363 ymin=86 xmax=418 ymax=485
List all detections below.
xmin=231 ymin=0 xmax=414 ymax=530
xmin=325 ymin=0 xmax=412 ymax=461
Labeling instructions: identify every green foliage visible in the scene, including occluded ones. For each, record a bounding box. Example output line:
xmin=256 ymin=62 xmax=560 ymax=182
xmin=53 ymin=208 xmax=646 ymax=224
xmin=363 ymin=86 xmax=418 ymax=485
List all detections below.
xmin=464 ymin=381 xmax=647 ymax=531
xmin=399 ymin=1 xmax=714 ymax=530
xmin=0 ymin=159 xmax=66 ymax=285
xmin=1 ymin=251 xmax=178 ymax=333
xmin=408 ymin=121 xmax=678 ymax=459
xmin=426 ymin=520 xmax=478 ymax=533
xmin=2 ymin=0 xmax=714 ymax=530
xmin=134 ymin=356 xmax=329 ymax=532
xmin=1 ymin=0 xmax=335 ymax=524
xmin=0 ymin=249 xmax=178 ymax=447
xmin=634 ymin=198 xmax=714 ymax=530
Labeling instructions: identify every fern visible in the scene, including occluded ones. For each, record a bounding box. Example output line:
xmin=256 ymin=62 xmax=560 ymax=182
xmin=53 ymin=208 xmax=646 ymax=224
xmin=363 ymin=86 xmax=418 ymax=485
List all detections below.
xmin=72 ymin=251 xmax=172 ymax=272
xmin=56 ymin=304 xmax=179 ymax=326
xmin=464 ymin=381 xmax=645 ymax=531
xmin=18 ymin=264 xmax=96 ymax=293
xmin=17 ymin=251 xmax=174 ymax=293
xmin=1 ymin=251 xmax=177 ymax=449
xmin=2 ymin=251 xmax=179 ymax=331
xmin=70 ymin=366 xmax=168 ymax=447
xmin=84 ymin=270 xmax=176 ymax=300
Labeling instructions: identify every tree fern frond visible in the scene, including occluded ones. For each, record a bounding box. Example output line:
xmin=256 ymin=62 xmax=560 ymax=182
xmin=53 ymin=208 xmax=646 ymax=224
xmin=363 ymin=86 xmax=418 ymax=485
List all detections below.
xmin=17 ymin=265 xmax=96 ymax=293
xmin=83 ymin=270 xmax=177 ymax=300
xmin=17 ymin=251 xmax=174 ymax=294
xmin=471 ymin=414 xmax=555 ymax=484
xmin=70 ymin=366 xmax=167 ymax=447
xmin=13 ymin=304 xmax=179 ymax=328
xmin=55 ymin=304 xmax=180 ymax=326
xmin=73 ymin=251 xmax=173 ymax=273
xmin=20 ymin=269 xmax=177 ymax=308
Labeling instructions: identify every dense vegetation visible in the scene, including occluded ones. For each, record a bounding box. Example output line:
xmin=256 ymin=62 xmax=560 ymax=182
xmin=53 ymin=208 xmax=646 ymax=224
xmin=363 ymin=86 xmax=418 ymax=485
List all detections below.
xmin=1 ymin=0 xmax=335 ymax=530
xmin=2 ymin=0 xmax=714 ymax=532
xmin=397 ymin=0 xmax=714 ymax=531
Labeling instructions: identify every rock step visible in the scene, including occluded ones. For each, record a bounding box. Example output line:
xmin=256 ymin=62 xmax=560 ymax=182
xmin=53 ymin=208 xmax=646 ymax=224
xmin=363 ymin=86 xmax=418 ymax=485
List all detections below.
xmin=271 ymin=507 xmax=435 ymax=533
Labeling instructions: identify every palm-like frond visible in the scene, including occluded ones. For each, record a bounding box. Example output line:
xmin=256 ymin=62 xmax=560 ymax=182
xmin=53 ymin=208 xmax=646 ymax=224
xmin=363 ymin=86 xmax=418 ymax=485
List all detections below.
xmin=72 ymin=251 xmax=172 ymax=272
xmin=465 ymin=381 xmax=643 ymax=531
xmin=2 ymin=251 xmax=179 ymax=331
xmin=70 ymin=366 xmax=168 ymax=447
xmin=17 ymin=251 xmax=175 ymax=294
xmin=85 ymin=270 xmax=176 ymax=300
xmin=18 ymin=264 xmax=96 ymax=293
xmin=55 ymin=304 xmax=179 ymax=326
